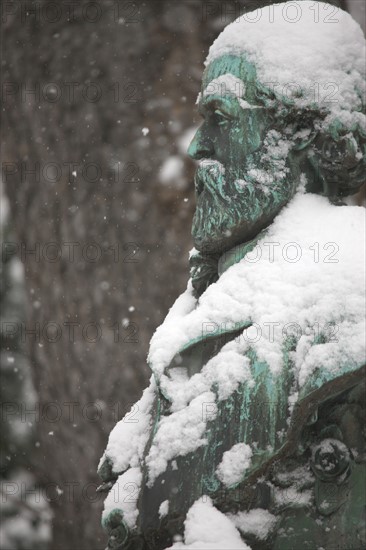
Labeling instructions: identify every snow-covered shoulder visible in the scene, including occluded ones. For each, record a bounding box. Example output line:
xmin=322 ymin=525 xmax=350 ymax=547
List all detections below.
xmin=149 ymin=192 xmax=365 ymax=396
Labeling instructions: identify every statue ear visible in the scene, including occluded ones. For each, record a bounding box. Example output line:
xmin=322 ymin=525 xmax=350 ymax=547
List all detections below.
xmin=292 ymin=130 xmax=318 ymax=152
xmin=305 ymin=131 xmax=365 ymax=200
xmin=317 ymin=133 xmax=360 ymax=165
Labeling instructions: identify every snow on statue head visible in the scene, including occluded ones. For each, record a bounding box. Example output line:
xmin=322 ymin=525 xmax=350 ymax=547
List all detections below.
xmin=188 ymin=1 xmax=365 ymax=295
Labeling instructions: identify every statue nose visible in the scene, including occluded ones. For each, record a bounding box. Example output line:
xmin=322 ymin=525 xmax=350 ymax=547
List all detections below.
xmin=187 ymin=127 xmax=214 ymax=160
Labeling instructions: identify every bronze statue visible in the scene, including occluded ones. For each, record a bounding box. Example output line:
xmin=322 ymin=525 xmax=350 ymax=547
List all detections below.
xmin=98 ymin=2 xmax=366 ymax=548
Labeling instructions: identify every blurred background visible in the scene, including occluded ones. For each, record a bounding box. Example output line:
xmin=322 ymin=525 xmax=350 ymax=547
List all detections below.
xmin=1 ymin=1 xmax=364 ymax=548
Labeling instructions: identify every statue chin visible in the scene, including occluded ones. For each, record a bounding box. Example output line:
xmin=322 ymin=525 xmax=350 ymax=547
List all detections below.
xmin=192 ymin=210 xmax=279 ymax=256
xmin=191 ymin=187 xmax=258 ymax=255
xmin=192 ymin=224 xmax=245 ymax=256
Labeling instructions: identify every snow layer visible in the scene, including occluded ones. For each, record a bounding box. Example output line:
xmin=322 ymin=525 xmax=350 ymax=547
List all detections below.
xmin=159 ymin=500 xmax=169 ymax=519
xmin=160 ymin=345 xmax=252 ymax=412
xmin=166 ymin=497 xmax=250 ymax=549
xmin=229 ymin=509 xmax=277 ymax=540
xmin=203 ymin=74 xmax=245 ymax=99
xmin=205 ymin=1 xmax=365 ymax=130
xmin=146 ymin=392 xmax=217 ymax=484
xmin=202 ymin=74 xmax=265 ymax=109
xmin=216 ymin=443 xmax=253 ymax=487
xmin=102 ymin=467 xmax=142 ymax=528
xmin=99 ymin=378 xmax=156 ymax=474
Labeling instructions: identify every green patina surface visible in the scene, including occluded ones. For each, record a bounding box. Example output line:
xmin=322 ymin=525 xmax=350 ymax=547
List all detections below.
xmin=189 ymin=54 xmax=302 ymax=259
xmin=99 ymin=51 xmax=365 ymax=550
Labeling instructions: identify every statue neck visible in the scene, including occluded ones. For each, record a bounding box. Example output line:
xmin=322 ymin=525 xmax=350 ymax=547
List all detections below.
xmin=190 ymin=228 xmax=268 ymax=298
xmin=218 ymin=229 xmax=267 ymax=276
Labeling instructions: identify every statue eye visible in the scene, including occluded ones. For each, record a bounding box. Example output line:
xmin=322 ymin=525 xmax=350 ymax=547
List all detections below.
xmin=214 ymin=109 xmax=231 ymax=126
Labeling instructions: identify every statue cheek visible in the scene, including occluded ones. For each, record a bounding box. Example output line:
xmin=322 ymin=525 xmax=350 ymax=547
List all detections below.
xmin=211 ymin=132 xmax=234 ymax=162
xmin=233 ymin=119 xmax=260 ymax=157
xmin=243 ymin=110 xmax=269 ymax=149
xmin=228 ymin=131 xmax=252 ymax=165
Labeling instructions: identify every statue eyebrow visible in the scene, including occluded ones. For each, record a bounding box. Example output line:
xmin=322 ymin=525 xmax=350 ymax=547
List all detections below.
xmin=199 ymin=95 xmax=263 ymax=116
xmin=200 ymin=96 xmax=233 ymax=114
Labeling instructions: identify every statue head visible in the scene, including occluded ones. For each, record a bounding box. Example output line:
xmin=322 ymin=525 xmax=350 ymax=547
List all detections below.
xmin=188 ymin=1 xmax=365 ymax=266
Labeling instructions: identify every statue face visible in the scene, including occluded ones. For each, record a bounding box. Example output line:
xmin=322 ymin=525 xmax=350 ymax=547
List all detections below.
xmin=188 ymin=54 xmax=298 ymax=255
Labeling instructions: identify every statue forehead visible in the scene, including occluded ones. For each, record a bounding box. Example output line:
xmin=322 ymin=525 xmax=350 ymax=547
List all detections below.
xmin=202 ymin=54 xmax=258 ymax=97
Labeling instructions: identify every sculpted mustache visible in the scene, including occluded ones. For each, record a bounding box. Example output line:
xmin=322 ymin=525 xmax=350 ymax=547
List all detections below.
xmin=194 ymin=161 xmax=234 ymax=202
xmin=194 ymin=160 xmax=290 ymax=200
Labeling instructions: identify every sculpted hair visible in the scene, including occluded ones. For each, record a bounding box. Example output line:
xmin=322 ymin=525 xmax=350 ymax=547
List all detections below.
xmin=252 ymin=80 xmax=366 ymax=201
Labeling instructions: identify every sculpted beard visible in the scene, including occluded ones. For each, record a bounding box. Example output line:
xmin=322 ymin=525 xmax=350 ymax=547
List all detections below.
xmin=192 ymin=161 xmax=232 ymax=253
xmin=192 ymin=150 xmax=295 ymax=255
